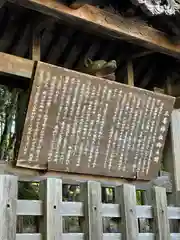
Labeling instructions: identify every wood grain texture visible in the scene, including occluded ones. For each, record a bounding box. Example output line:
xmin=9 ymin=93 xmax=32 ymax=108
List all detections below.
xmin=16 ymin=233 xmax=180 ymax=240
xmin=39 ymin=178 xmax=63 ymax=240
xmin=15 ymin=232 xmax=180 ymax=239
xmin=127 ymin=60 xmax=134 ymax=86
xmin=32 ymin=30 xmax=41 ymax=61
xmin=0 ymin=175 xmax=179 ymax=240
xmin=80 ymin=181 xmax=103 ymax=240
xmin=155 ymin=109 xmax=180 ymax=232
xmin=15 ymin=199 xmax=180 ymax=219
xmin=0 ymin=52 xmax=34 ymax=78
xmin=116 ymin=184 xmax=138 ymax=240
xmin=17 ymin=61 xmax=175 ymax=180
xmin=0 ymin=175 xmax=18 ymax=240
xmin=169 ymin=109 xmax=180 ymax=191
xmin=158 ymin=109 xmax=180 ymax=202
xmin=8 ymin=0 xmax=180 ymax=59
xmin=150 ymin=186 xmax=170 ymax=240
xmin=0 ymin=162 xmax=172 ymax=192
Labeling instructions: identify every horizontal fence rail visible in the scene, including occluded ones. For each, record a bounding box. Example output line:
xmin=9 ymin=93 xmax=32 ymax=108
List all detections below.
xmin=16 ymin=200 xmax=180 ymax=219
xmin=0 ymin=175 xmax=180 ymax=240
xmin=15 ymin=233 xmax=180 ymax=240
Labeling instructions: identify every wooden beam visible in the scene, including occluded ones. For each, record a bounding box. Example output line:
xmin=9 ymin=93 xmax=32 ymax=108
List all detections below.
xmin=0 ymin=162 xmax=172 ymax=192
xmin=8 ymin=0 xmax=180 ymax=59
xmin=0 ymin=52 xmax=34 ymax=79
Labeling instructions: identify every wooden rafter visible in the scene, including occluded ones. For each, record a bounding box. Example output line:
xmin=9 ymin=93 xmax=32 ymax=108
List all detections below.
xmin=8 ymin=0 xmax=180 ymax=59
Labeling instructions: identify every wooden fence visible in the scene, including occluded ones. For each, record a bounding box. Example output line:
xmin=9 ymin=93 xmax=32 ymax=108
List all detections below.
xmin=1 ymin=175 xmax=180 ymax=240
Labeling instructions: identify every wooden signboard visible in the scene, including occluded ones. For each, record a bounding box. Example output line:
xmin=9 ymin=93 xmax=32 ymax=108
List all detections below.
xmin=16 ymin=62 xmax=175 ymax=180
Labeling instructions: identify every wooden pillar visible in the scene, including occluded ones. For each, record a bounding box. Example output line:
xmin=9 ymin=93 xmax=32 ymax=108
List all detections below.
xmin=40 ymin=178 xmax=63 ymax=240
xmin=80 ymin=181 xmax=103 ymax=240
xmin=0 ymin=175 xmax=18 ymax=240
xmin=116 ymin=184 xmax=138 ymax=239
xmin=126 ymin=60 xmax=134 ymax=86
xmin=149 ymin=186 xmax=170 ymax=240
xmin=163 ymin=76 xmax=179 ymax=194
xmin=164 ymin=110 xmax=180 ymax=192
xmin=32 ymin=29 xmax=41 ymax=61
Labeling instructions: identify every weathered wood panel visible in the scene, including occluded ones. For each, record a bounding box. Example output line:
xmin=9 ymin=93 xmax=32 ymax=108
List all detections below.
xmin=0 ymin=162 xmax=172 ymax=192
xmin=9 ymin=1 xmax=180 ymax=59
xmin=14 ymin=233 xmax=180 ymax=240
xmin=163 ymin=109 xmax=180 ymax=202
xmin=80 ymin=181 xmax=103 ymax=240
xmin=17 ymin=62 xmax=175 ymax=180
xmin=14 ymin=199 xmax=180 ymax=219
xmin=150 ymin=186 xmax=170 ymax=240
xmin=0 ymin=175 xmax=18 ymax=240
xmin=0 ymin=52 xmax=34 ymax=79
xmin=169 ymin=110 xmax=180 ymax=191
xmin=116 ymin=184 xmax=138 ymax=239
xmin=0 ymin=174 xmax=180 ymax=240
xmin=40 ymin=178 xmax=63 ymax=240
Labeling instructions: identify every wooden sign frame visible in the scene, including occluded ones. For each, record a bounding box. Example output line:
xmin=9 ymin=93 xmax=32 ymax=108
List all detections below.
xmin=16 ymin=61 xmax=175 ymax=180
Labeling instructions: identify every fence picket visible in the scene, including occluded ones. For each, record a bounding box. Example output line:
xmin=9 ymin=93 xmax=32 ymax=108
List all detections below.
xmin=116 ymin=184 xmax=138 ymax=240
xmin=151 ymin=186 xmax=170 ymax=240
xmin=0 ymin=175 xmax=180 ymax=240
xmin=80 ymin=181 xmax=103 ymax=240
xmin=0 ymin=175 xmax=18 ymax=240
xmin=39 ymin=178 xmax=63 ymax=240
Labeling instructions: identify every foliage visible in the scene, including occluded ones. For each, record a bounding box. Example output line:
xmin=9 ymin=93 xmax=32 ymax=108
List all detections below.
xmin=18 ymin=182 xmax=39 ymax=200
xmin=0 ymin=85 xmax=21 ymax=162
